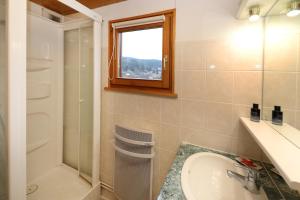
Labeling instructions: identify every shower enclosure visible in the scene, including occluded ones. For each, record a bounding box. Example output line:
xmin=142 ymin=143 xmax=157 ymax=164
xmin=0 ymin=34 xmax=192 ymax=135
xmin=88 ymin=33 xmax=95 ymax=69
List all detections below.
xmin=26 ymin=3 xmax=101 ymax=198
xmin=2 ymin=0 xmax=101 ymax=199
xmin=0 ymin=0 xmax=8 ymax=199
xmin=27 ymin=14 xmax=98 ymax=200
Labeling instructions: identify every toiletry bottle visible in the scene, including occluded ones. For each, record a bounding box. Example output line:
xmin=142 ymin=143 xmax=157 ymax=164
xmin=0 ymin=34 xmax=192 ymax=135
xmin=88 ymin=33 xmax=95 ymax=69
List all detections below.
xmin=250 ymin=103 xmax=260 ymax=122
xmin=272 ymin=106 xmax=283 ymax=125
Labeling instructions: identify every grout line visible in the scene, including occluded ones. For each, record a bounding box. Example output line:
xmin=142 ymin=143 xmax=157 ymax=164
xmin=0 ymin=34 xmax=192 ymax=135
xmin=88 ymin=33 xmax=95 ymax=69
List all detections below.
xmin=260 ymin=161 xmax=286 ymax=200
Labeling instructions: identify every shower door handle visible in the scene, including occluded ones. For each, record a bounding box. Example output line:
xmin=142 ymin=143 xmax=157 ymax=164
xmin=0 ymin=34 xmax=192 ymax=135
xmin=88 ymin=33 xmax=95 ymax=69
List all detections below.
xmin=79 ymin=99 xmax=84 ymax=103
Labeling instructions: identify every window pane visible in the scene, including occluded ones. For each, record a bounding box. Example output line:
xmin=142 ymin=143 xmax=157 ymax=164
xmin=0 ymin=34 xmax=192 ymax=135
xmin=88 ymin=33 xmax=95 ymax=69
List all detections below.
xmin=119 ymin=28 xmax=163 ymax=80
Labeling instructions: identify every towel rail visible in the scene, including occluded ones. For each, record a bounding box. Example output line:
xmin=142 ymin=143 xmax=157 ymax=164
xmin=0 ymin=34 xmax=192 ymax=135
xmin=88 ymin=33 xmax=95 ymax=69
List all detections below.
xmin=114 ymin=132 xmax=154 ymax=146
xmin=113 ymin=143 xmax=155 ymax=159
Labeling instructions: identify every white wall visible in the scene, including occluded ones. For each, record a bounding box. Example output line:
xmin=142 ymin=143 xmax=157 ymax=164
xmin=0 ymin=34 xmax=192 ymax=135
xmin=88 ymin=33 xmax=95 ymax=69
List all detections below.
xmin=27 ymin=14 xmax=63 ymax=183
xmin=94 ymin=0 xmax=264 ymax=199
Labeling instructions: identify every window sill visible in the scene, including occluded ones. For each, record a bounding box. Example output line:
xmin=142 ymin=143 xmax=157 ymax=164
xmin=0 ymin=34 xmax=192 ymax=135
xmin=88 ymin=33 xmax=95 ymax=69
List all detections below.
xmin=104 ymin=86 xmax=178 ymax=98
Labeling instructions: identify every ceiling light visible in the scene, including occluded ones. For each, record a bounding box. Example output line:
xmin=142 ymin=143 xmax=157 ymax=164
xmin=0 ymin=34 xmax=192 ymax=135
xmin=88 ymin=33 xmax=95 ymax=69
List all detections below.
xmin=287 ymin=1 xmax=300 ymax=17
xmin=249 ymin=6 xmax=261 ymax=22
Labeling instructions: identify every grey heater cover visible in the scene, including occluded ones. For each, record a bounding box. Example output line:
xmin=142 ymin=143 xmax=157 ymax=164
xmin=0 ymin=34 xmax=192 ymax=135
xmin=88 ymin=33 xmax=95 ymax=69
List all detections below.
xmin=114 ymin=125 xmax=154 ymax=200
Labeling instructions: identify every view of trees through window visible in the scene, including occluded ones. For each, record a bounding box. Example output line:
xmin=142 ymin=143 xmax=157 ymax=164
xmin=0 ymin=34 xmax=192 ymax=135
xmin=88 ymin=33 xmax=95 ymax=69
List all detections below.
xmin=119 ymin=28 xmax=163 ymax=80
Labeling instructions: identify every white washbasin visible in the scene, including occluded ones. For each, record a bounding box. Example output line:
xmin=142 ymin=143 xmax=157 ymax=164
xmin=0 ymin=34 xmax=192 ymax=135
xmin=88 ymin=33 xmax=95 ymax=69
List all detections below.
xmin=181 ymin=152 xmax=268 ymax=200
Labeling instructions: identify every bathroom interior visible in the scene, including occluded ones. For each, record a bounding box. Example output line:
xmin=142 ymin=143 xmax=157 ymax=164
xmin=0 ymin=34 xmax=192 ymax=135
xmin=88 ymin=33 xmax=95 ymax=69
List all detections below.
xmin=1 ymin=0 xmax=300 ymax=200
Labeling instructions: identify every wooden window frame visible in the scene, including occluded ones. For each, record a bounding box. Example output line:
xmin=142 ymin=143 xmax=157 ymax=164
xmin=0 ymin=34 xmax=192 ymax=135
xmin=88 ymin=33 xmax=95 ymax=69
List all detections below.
xmin=105 ymin=9 xmax=177 ymax=97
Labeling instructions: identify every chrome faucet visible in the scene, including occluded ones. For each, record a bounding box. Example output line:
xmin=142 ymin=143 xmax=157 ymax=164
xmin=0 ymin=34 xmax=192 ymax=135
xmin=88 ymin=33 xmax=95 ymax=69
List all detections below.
xmin=227 ymin=164 xmax=261 ymax=193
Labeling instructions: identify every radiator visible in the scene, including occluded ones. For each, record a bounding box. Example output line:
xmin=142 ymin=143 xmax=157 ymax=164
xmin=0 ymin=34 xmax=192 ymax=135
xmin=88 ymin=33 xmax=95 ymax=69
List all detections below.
xmin=114 ymin=125 xmax=155 ymax=200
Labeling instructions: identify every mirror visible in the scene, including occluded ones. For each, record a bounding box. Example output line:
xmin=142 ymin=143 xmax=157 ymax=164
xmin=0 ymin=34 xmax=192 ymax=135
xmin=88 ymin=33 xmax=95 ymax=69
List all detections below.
xmin=263 ymin=0 xmax=300 ymax=148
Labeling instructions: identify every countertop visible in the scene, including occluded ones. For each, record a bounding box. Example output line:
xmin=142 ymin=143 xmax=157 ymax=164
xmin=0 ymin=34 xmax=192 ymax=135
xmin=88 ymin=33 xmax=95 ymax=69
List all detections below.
xmin=157 ymin=143 xmax=300 ymax=200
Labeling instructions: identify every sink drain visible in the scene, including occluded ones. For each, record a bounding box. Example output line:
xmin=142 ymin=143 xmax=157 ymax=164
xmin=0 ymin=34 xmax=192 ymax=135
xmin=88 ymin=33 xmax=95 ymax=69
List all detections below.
xmin=27 ymin=184 xmax=38 ymax=195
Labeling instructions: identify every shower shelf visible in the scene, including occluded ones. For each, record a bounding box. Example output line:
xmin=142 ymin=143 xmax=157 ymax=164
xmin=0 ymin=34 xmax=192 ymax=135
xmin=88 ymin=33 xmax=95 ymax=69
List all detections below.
xmin=240 ymin=117 xmax=300 ymax=192
xmin=27 ymin=57 xmax=53 ymax=72
xmin=27 ymin=139 xmax=49 ymax=153
xmin=27 ymin=82 xmax=51 ymax=100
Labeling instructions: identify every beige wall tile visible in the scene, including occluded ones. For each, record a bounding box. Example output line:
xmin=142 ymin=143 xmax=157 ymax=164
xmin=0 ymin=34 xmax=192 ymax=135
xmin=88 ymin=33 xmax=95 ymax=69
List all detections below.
xmin=204 ymin=102 xmax=233 ymax=132
xmin=158 ymin=149 xmax=177 ymax=181
xmin=231 ymin=124 xmax=262 ymax=160
xmin=180 ymin=99 xmax=204 ymax=130
xmin=139 ymin=96 xmax=161 ymax=122
xmin=234 ymin=72 xmax=262 ymax=105
xmin=113 ymin=93 xmax=141 ymax=117
xmin=205 ymin=37 xmax=262 ymax=71
xmin=161 ymin=98 xmax=181 ymax=125
xmin=180 ymin=41 xmax=207 ymax=70
xmin=160 ymin=123 xmax=181 ymax=152
xmin=232 ymin=105 xmax=251 ymax=137
xmin=174 ymin=70 xmax=182 ymax=97
xmin=100 ymin=142 xmax=115 ymax=186
xmin=231 ymin=137 xmax=262 ymax=161
xmin=102 ymin=91 xmax=114 ymax=114
xmin=174 ymin=43 xmax=182 ymax=70
xmin=181 ymin=70 xmax=205 ymax=100
xmin=205 ymin=71 xmax=234 ymax=103
xmin=263 ymin=72 xmax=297 ymax=109
xmin=113 ymin=113 xmax=138 ymax=129
xmin=101 ymin=111 xmax=114 ymax=141
xmin=152 ymin=147 xmax=161 ymax=199
xmin=181 ymin=127 xmax=233 ymax=153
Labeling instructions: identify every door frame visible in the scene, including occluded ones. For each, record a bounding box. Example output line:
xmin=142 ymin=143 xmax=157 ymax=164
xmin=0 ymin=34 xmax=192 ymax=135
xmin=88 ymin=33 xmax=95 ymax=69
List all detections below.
xmin=7 ymin=0 xmax=27 ymax=199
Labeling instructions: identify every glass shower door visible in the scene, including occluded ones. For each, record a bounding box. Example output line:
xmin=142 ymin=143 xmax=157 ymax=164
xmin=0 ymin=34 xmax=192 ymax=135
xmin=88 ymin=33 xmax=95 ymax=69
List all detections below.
xmin=0 ymin=0 xmax=8 ymax=199
xmin=78 ymin=26 xmax=93 ymax=182
xmin=63 ymin=25 xmax=93 ymax=183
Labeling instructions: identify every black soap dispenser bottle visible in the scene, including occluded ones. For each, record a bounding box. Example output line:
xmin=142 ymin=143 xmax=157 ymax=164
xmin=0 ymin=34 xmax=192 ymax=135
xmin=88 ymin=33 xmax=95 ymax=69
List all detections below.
xmin=272 ymin=106 xmax=283 ymax=125
xmin=250 ymin=103 xmax=260 ymax=122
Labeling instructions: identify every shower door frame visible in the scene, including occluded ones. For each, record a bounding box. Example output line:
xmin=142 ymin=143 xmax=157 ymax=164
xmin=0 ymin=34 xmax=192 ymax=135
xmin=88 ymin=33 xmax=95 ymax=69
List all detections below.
xmin=63 ymin=19 xmax=100 ymax=186
xmin=7 ymin=0 xmax=102 ymax=199
xmin=7 ymin=0 xmax=27 ymax=200
xmin=58 ymin=0 xmax=103 ymax=188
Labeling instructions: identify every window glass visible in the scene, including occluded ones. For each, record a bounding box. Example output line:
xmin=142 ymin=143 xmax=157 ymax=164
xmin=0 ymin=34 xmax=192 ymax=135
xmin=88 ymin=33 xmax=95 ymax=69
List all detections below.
xmin=119 ymin=27 xmax=163 ymax=80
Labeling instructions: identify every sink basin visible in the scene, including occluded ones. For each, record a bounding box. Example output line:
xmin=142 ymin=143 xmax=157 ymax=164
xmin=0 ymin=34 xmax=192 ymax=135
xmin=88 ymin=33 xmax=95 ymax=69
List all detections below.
xmin=181 ymin=152 xmax=267 ymax=200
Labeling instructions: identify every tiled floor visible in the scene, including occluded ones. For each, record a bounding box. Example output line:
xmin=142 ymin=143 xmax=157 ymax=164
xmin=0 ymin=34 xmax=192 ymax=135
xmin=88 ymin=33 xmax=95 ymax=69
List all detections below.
xmin=27 ymin=165 xmax=91 ymax=200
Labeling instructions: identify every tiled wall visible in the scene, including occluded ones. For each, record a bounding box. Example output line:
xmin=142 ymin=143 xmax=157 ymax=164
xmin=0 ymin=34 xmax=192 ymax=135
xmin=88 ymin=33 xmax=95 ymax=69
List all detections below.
xmin=263 ymin=15 xmax=300 ymax=129
xmin=96 ymin=0 xmax=265 ymax=199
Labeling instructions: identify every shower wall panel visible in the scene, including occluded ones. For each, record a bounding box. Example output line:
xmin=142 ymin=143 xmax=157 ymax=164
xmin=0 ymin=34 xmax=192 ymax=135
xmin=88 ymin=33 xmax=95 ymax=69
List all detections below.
xmin=27 ymin=15 xmax=63 ymax=183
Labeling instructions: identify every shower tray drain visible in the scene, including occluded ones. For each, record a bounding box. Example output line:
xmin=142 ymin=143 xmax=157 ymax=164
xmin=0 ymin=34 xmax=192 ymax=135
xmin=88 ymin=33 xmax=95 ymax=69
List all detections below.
xmin=27 ymin=184 xmax=39 ymax=195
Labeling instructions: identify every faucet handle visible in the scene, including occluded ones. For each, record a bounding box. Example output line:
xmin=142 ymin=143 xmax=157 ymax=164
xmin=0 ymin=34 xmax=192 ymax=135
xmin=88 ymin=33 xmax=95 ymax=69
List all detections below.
xmin=234 ymin=163 xmax=251 ymax=171
xmin=233 ymin=163 xmax=259 ymax=178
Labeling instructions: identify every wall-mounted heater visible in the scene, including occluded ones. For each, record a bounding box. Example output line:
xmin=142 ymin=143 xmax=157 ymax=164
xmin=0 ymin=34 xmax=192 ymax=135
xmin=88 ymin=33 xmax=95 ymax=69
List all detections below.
xmin=114 ymin=125 xmax=155 ymax=200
